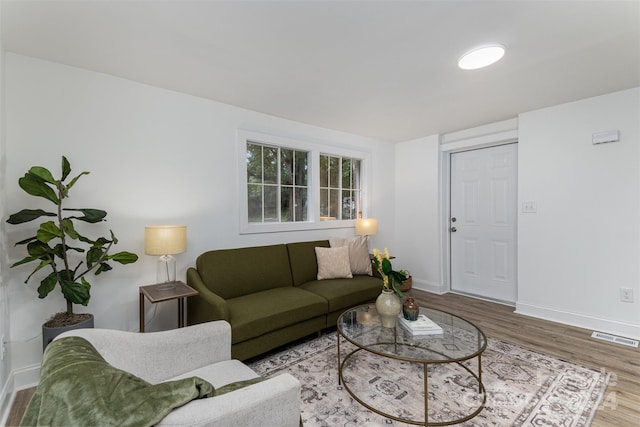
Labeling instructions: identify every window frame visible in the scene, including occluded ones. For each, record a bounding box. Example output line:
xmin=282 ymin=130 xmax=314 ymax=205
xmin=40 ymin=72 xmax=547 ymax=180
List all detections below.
xmin=238 ymin=130 xmax=371 ymax=234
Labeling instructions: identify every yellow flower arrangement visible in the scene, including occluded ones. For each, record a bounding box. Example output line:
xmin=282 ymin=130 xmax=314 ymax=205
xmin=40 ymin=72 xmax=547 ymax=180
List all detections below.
xmin=372 ymin=248 xmax=407 ymax=297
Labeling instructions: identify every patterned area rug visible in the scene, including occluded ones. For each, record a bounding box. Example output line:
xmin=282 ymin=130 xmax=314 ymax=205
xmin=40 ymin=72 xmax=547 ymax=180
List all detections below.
xmin=248 ymin=332 xmax=609 ymax=426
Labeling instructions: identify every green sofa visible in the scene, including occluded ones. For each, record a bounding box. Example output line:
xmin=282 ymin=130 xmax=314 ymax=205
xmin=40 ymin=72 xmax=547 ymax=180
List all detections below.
xmin=187 ymin=239 xmax=382 ymax=360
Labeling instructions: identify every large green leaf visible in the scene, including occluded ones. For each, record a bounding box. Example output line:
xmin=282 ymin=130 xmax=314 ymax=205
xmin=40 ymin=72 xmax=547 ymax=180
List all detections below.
xmin=93 ymin=237 xmax=111 ymax=246
xmin=381 ymin=258 xmax=392 ymax=275
xmin=25 ymin=260 xmax=53 ymax=284
xmin=66 ymin=171 xmax=90 ymax=192
xmin=86 ymin=247 xmax=104 ymax=269
xmin=61 ymin=156 xmax=71 ymax=181
xmin=26 ymin=241 xmax=52 ymax=258
xmin=60 ymin=277 xmax=91 ymax=306
xmin=27 ymin=166 xmax=56 ymax=184
xmin=65 ymin=208 xmax=107 ymax=223
xmin=51 ymin=243 xmax=84 ymax=261
xmin=61 ymin=218 xmax=80 ymax=239
xmin=37 ymin=273 xmax=58 ymax=299
xmin=108 ymin=251 xmax=139 ymax=264
xmin=36 ymin=221 xmax=64 ymax=243
xmin=6 ymin=209 xmax=56 ymax=224
xmin=10 ymin=255 xmax=39 ymax=268
xmin=95 ymin=262 xmax=112 ymax=275
xmin=18 ymin=174 xmax=59 ymax=205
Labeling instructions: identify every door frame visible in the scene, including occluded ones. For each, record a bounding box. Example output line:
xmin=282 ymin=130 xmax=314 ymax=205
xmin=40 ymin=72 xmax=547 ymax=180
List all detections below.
xmin=438 ymin=119 xmax=519 ymax=300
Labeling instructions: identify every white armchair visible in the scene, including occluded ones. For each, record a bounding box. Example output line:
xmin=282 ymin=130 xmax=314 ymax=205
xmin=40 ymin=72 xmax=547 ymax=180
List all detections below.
xmin=55 ymin=321 xmax=301 ymax=427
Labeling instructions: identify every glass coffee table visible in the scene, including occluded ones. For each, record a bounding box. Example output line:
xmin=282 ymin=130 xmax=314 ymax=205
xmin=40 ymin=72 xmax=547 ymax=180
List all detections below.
xmin=337 ymin=304 xmax=487 ymax=426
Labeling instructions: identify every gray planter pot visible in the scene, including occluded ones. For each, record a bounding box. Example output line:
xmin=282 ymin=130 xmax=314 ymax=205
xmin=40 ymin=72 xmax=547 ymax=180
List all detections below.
xmin=42 ymin=314 xmax=94 ymax=352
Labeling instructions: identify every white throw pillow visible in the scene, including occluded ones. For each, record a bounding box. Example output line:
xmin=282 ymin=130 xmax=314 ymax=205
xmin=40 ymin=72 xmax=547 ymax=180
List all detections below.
xmin=329 ymin=236 xmax=373 ymax=276
xmin=315 ymin=246 xmax=353 ymax=280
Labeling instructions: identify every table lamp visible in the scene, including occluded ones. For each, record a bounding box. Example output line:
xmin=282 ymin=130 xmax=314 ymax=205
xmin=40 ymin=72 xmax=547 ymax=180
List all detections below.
xmin=355 ymin=218 xmax=378 ymax=237
xmin=145 ymin=225 xmax=187 ymax=283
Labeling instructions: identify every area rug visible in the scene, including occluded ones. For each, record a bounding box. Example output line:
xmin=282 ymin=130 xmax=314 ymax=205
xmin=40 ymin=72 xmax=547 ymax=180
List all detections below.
xmin=248 ymin=332 xmax=609 ymax=426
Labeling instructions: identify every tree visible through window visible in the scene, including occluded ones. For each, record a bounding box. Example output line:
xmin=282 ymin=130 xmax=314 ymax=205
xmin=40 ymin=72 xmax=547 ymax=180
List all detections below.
xmin=246 ymin=142 xmax=308 ymax=223
xmin=320 ymin=154 xmax=361 ymax=221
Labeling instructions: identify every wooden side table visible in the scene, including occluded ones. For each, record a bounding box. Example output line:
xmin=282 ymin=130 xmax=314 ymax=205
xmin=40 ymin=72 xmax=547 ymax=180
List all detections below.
xmin=139 ymin=281 xmax=199 ymax=332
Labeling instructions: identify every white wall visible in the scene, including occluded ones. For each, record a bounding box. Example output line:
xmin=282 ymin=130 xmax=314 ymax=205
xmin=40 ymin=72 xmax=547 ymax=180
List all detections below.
xmin=0 ymin=3 xmax=15 ymax=418
xmin=3 ymin=54 xmax=395 ymax=380
xmin=394 ymin=135 xmax=443 ymax=292
xmin=517 ymin=88 xmax=640 ymax=339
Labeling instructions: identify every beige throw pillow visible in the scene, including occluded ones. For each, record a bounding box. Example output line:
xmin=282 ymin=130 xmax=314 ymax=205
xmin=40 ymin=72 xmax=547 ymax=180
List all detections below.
xmin=329 ymin=236 xmax=373 ymax=276
xmin=315 ymin=246 xmax=353 ymax=280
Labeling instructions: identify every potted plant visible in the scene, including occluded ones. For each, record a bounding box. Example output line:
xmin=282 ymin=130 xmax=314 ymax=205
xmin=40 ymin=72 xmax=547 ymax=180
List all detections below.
xmin=6 ymin=156 xmax=138 ymax=349
xmin=372 ymin=248 xmax=408 ymax=327
xmin=397 ymin=269 xmax=412 ymax=292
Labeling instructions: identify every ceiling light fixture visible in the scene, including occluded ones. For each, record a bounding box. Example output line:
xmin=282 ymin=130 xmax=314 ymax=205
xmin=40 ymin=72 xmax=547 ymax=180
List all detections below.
xmin=458 ymin=44 xmax=505 ymax=70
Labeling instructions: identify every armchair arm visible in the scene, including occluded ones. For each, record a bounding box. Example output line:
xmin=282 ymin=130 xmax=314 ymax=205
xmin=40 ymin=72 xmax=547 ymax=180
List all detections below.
xmin=56 ymin=321 xmax=232 ymax=384
xmin=158 ymin=373 xmax=301 ymax=427
xmin=187 ymin=267 xmax=230 ymax=324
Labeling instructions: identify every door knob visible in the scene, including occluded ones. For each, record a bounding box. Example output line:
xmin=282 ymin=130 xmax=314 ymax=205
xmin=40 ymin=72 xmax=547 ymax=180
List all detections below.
xmin=451 ymin=227 xmax=457 ymax=232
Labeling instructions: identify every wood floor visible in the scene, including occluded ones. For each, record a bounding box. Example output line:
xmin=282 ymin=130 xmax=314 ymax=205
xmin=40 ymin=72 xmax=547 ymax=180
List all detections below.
xmin=6 ymin=291 xmax=639 ymax=426
xmin=409 ymin=290 xmax=640 ymax=427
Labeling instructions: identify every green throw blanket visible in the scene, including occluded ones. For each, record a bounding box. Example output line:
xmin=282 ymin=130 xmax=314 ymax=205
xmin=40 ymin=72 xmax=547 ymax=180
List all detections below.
xmin=21 ymin=336 xmax=216 ymax=427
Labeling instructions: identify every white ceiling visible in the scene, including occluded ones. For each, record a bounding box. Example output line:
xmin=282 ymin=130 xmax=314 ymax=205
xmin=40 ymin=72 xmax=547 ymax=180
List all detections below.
xmin=2 ymin=0 xmax=639 ymax=142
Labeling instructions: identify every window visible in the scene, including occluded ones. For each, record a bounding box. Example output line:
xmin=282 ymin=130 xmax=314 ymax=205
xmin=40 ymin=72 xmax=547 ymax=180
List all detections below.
xmin=238 ymin=130 xmax=369 ymax=233
xmin=246 ymin=142 xmax=308 ymax=223
xmin=319 ymin=155 xmax=361 ymax=220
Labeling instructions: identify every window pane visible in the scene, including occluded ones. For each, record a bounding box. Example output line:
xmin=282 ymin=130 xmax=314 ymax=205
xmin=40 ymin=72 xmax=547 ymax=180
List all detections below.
xmin=320 ymin=155 xmax=328 ymax=188
xmin=352 ymin=159 xmax=361 ymax=190
xmin=329 ymin=156 xmax=340 ymax=188
xmin=247 ymin=184 xmax=263 ymax=223
xmin=246 ymin=143 xmax=262 ymax=184
xmin=295 ymin=151 xmax=308 ymax=186
xmin=281 ymin=149 xmax=293 ymax=186
xmin=295 ymin=187 xmax=308 ymax=221
xmin=264 ymin=185 xmax=278 ymax=222
xmin=342 ymin=158 xmax=351 ymax=188
xmin=281 ymin=186 xmax=293 ymax=222
xmin=264 ymin=147 xmax=278 ymax=184
xmin=329 ymin=189 xmax=340 ymax=220
xmin=320 ymin=188 xmax=329 ymax=219
xmin=342 ymin=189 xmax=357 ymax=220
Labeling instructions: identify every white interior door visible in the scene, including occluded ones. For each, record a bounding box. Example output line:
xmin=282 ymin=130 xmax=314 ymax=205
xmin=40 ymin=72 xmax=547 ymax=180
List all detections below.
xmin=450 ymin=143 xmax=517 ymax=303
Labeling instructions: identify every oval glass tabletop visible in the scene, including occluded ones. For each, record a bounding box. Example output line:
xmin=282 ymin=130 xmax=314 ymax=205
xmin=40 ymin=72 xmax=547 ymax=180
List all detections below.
xmin=337 ymin=304 xmax=486 ymax=363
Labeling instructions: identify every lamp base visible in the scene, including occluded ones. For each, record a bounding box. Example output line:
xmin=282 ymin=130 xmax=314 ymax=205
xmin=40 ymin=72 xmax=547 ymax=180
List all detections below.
xmin=157 ymin=254 xmax=177 ymax=283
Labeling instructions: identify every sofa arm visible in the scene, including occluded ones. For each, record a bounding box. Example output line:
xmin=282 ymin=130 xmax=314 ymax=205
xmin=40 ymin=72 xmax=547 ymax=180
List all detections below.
xmin=56 ymin=321 xmax=232 ymax=384
xmin=158 ymin=373 xmax=301 ymax=427
xmin=187 ymin=267 xmax=231 ymax=324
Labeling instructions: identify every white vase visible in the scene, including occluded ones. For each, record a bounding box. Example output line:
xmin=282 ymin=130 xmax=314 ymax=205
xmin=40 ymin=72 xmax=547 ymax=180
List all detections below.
xmin=376 ymin=289 xmax=401 ymax=328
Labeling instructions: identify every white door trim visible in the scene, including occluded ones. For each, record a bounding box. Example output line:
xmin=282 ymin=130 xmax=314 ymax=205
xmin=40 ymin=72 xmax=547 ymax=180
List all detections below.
xmin=439 ymin=119 xmax=519 ymax=296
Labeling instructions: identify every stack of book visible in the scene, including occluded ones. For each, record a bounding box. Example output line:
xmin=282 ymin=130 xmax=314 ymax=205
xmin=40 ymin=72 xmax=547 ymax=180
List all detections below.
xmin=398 ymin=314 xmax=443 ymax=336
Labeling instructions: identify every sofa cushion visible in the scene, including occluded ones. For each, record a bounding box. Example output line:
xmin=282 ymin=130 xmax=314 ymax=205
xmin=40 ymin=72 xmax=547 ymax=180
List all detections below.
xmin=196 ymin=244 xmax=293 ymax=299
xmin=329 ymin=236 xmax=373 ymax=276
xmin=300 ymin=275 xmax=381 ymax=313
xmin=227 ymin=287 xmax=327 ymax=344
xmin=315 ymin=246 xmax=353 ymax=280
xmin=286 ymin=240 xmax=330 ymax=286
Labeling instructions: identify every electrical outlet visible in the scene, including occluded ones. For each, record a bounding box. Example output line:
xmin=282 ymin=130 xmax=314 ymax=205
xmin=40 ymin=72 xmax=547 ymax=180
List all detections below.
xmin=620 ymin=288 xmax=634 ymax=303
xmin=522 ymin=201 xmax=537 ymax=213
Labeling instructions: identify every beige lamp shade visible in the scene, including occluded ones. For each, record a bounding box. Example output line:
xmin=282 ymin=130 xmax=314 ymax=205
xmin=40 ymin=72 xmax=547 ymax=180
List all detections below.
xmin=145 ymin=225 xmax=187 ymax=255
xmin=355 ymin=218 xmax=378 ymax=236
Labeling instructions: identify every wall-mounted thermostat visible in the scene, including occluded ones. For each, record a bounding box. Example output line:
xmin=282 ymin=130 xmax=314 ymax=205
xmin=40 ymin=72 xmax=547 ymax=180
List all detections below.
xmin=592 ymin=130 xmax=620 ymax=145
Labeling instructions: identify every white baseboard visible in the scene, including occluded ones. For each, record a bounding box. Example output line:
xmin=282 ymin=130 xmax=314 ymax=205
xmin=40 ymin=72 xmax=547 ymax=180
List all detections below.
xmin=515 ymin=301 xmax=640 ymax=340
xmin=411 ymin=278 xmax=447 ymax=295
xmin=0 ymin=364 xmax=40 ymax=426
